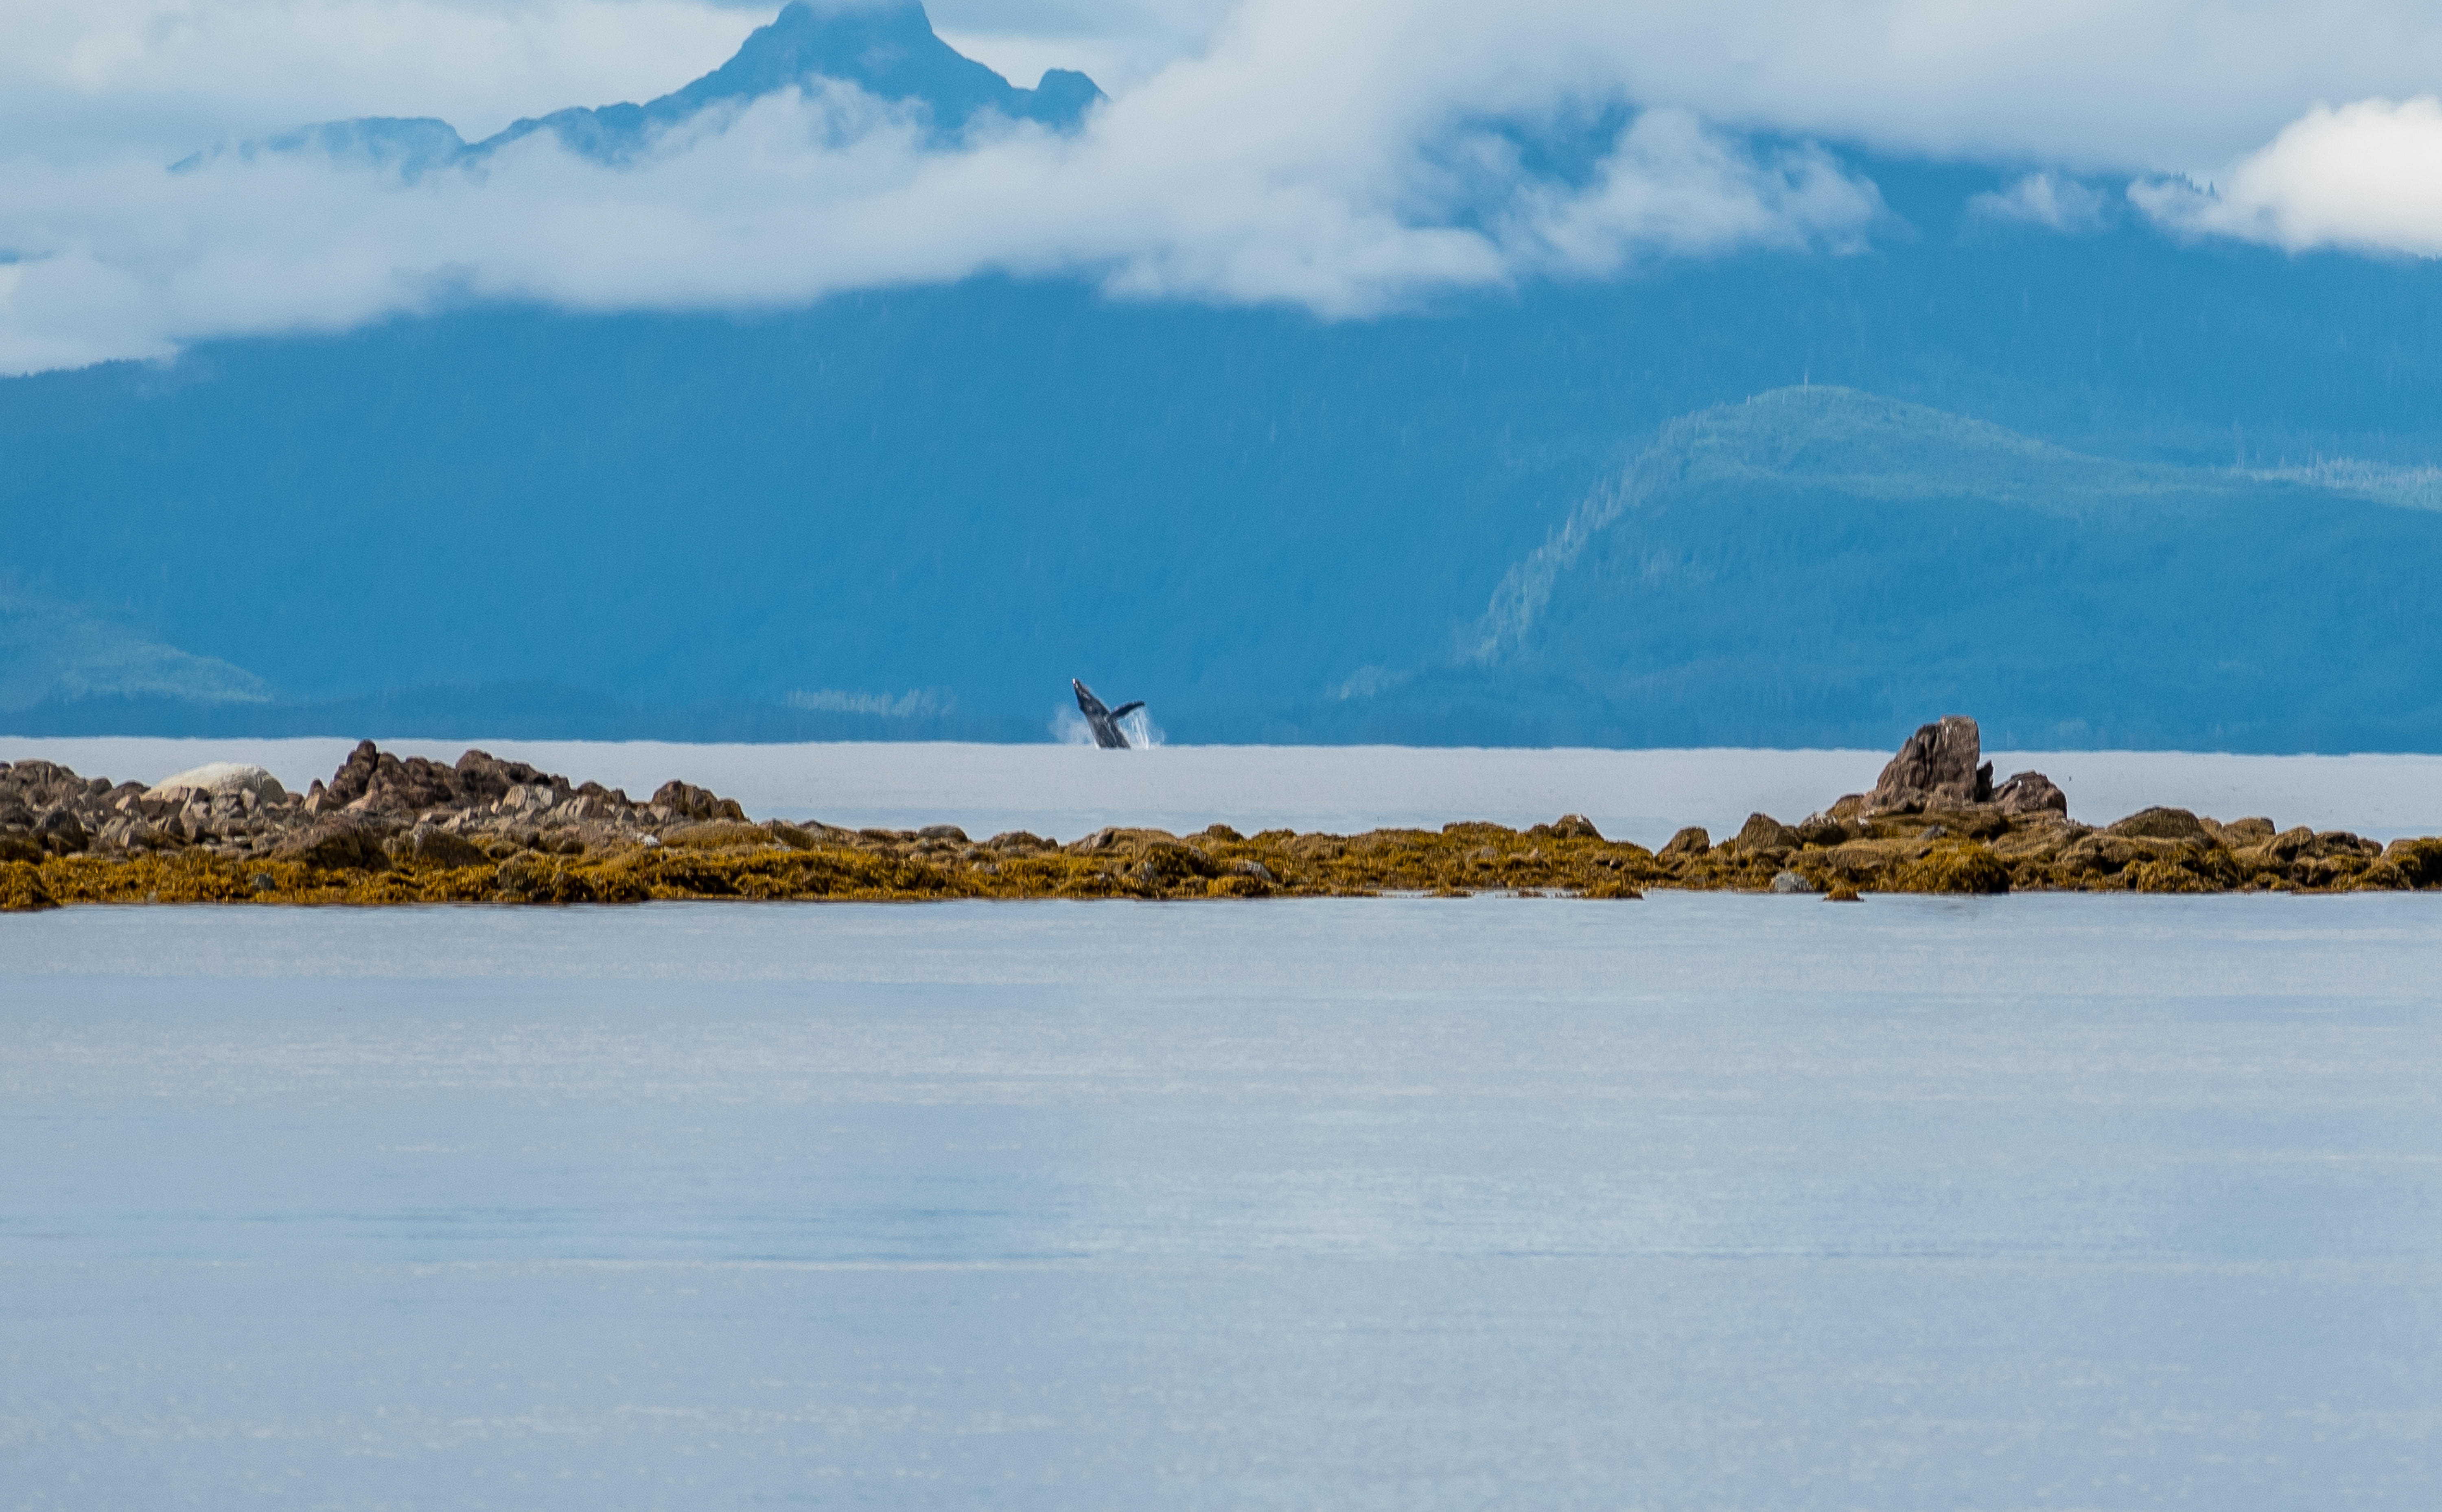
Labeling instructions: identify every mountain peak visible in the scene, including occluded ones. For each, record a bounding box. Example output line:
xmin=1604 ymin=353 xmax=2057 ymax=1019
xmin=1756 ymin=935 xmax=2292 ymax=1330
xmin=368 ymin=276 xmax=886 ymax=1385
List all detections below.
xmin=482 ymin=0 xmax=1102 ymax=158
xmin=190 ymin=0 xmax=1102 ymax=175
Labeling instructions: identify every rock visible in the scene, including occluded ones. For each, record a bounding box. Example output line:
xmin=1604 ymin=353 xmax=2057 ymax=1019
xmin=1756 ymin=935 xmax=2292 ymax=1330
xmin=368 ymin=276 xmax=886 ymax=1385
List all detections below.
xmin=1769 ymin=869 xmax=1816 ymax=894
xmin=1893 ymin=840 xmax=2011 ymax=894
xmin=275 ymin=817 xmax=393 ymax=871
xmin=2106 ymin=807 xmax=2214 ymax=843
xmin=1658 ymin=826 xmax=1711 ymax=859
xmin=918 ymin=825 xmax=970 ymax=842
xmin=1547 ymin=814 xmax=1604 ymax=840
xmin=2223 ymin=817 xmax=2276 ymax=846
xmin=144 ymin=763 xmax=287 ymax=805
xmin=1232 ymin=859 xmax=1276 ymax=883
xmin=33 ymin=810 xmax=87 ymax=855
xmin=1868 ymin=716 xmax=1992 ymax=813
xmin=0 ymin=861 xmax=57 ymax=912
xmin=1735 ymin=813 xmax=1800 ymax=852
xmin=663 ymin=821 xmax=771 ymax=849
xmin=403 ymin=825 xmax=489 ymax=869
xmin=650 ymin=780 xmax=746 ymax=823
xmin=2383 ymin=837 xmax=2442 ymax=888
xmin=1794 ymin=815 xmax=1852 ymax=846
xmin=1992 ymin=770 xmax=2068 ymax=816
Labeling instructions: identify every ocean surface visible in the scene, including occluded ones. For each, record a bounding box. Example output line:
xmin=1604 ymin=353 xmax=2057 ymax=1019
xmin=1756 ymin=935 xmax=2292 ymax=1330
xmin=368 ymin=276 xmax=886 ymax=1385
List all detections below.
xmin=5 ymin=894 xmax=2440 ymax=1509
xmin=12 ymin=736 xmax=2442 ymax=843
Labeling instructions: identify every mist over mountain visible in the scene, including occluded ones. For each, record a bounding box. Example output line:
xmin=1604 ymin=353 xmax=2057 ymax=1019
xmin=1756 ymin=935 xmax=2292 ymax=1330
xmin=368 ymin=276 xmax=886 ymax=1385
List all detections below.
xmin=9 ymin=7 xmax=2442 ymax=752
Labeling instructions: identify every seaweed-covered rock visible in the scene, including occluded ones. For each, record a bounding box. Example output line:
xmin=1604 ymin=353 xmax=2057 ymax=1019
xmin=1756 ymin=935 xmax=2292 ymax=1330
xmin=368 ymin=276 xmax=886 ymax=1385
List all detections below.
xmin=2383 ymin=837 xmax=2442 ymax=888
xmin=1868 ymin=717 xmax=1991 ymax=813
xmin=1658 ymin=826 xmax=1711 ymax=859
xmin=2107 ymin=807 xmax=2214 ymax=843
xmin=396 ymin=824 xmax=489 ymax=869
xmin=1893 ymin=840 xmax=2011 ymax=894
xmin=276 ymin=817 xmax=394 ymax=870
xmin=0 ymin=860 xmax=56 ymax=911
xmin=1735 ymin=813 xmax=1800 ymax=854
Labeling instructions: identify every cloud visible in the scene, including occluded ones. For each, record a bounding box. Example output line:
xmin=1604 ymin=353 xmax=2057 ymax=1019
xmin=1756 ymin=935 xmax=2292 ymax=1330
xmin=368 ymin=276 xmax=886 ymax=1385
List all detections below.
xmin=1969 ymin=172 xmax=2110 ymax=232
xmin=2132 ymin=96 xmax=2442 ymax=258
xmin=17 ymin=0 xmax=2442 ymax=373
xmin=0 ymin=1 xmax=762 ymax=160
xmin=0 ymin=2 xmax=1888 ymax=373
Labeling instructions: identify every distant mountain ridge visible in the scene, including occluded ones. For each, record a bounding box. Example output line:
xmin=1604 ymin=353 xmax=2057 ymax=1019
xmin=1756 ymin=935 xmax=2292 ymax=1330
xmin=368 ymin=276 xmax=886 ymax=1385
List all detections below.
xmin=15 ymin=133 xmax=2442 ymax=751
xmin=177 ymin=1 xmax=1100 ymax=175
xmin=1339 ymin=387 xmax=2442 ymax=749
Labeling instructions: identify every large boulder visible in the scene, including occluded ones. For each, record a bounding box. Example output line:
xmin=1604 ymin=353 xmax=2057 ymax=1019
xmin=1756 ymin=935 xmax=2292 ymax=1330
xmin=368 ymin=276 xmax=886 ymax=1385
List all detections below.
xmin=144 ymin=762 xmax=287 ymax=804
xmin=2107 ymin=807 xmax=2214 ymax=843
xmin=1868 ymin=717 xmax=1992 ymax=813
xmin=1734 ymin=813 xmax=1800 ymax=853
xmin=276 ymin=817 xmax=394 ymax=870
xmin=1658 ymin=826 xmax=1711 ymax=859
xmin=650 ymin=780 xmax=746 ymax=824
xmin=1992 ymin=770 xmax=2068 ymax=816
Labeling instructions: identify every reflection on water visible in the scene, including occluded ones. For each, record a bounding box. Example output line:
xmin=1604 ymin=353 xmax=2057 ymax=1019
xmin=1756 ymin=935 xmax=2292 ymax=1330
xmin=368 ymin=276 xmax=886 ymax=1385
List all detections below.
xmin=4 ymin=895 xmax=2440 ymax=1508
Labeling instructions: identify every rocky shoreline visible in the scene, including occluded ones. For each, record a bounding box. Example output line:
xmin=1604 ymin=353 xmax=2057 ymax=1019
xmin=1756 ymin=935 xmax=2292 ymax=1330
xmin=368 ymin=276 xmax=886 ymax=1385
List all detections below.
xmin=4 ymin=722 xmax=2439 ymax=911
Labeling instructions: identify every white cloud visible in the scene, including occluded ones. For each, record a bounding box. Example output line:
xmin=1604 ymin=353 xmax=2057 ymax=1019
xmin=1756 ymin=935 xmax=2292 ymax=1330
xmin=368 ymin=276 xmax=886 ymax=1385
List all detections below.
xmin=1969 ymin=172 xmax=2110 ymax=232
xmin=0 ymin=1 xmax=762 ymax=161
xmin=2132 ymin=96 xmax=2442 ymax=258
xmin=12 ymin=0 xmax=2442 ymax=373
xmin=0 ymin=2 xmax=1890 ymax=373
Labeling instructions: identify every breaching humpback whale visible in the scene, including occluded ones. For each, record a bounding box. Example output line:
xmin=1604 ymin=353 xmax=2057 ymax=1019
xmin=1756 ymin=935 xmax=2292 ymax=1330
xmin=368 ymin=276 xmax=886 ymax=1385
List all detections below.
xmin=1072 ymin=680 xmax=1144 ymax=749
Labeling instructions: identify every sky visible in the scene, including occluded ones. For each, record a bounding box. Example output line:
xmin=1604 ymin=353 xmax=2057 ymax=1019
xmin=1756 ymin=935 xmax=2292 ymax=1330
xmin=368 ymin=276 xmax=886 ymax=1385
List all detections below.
xmin=4 ymin=0 xmax=2442 ymax=374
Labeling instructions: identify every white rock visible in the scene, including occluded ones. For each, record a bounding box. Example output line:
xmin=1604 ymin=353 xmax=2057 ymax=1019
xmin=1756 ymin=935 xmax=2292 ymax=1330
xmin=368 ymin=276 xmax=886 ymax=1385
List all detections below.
xmin=145 ymin=762 xmax=287 ymax=804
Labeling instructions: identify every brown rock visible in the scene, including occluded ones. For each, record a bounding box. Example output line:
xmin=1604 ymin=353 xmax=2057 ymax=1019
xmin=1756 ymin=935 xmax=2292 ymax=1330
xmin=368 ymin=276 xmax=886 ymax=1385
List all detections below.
xmin=1867 ymin=717 xmax=1992 ymax=813
xmin=1734 ymin=813 xmax=1799 ymax=853
xmin=1658 ymin=826 xmax=1711 ymax=859
xmin=2106 ymin=807 xmax=2214 ymax=843
xmin=276 ymin=817 xmax=394 ymax=871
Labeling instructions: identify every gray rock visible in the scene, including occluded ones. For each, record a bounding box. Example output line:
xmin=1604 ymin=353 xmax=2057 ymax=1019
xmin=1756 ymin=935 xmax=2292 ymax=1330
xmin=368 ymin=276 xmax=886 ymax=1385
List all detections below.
xmin=1993 ymin=770 xmax=2068 ymax=816
xmin=1869 ymin=716 xmax=1992 ymax=812
xmin=276 ymin=817 xmax=393 ymax=871
xmin=1770 ymin=870 xmax=1817 ymax=894
xmin=33 ymin=811 xmax=87 ymax=855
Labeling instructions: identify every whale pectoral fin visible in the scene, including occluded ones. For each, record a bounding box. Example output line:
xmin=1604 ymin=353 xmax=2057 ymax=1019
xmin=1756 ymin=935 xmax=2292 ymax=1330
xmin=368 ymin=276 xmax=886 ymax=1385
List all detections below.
xmin=1110 ymin=702 xmax=1144 ymax=719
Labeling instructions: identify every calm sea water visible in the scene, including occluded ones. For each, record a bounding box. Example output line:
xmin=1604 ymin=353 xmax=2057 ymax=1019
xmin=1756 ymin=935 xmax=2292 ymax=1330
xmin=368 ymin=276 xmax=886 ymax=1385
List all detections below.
xmin=5 ymin=895 xmax=2440 ymax=1508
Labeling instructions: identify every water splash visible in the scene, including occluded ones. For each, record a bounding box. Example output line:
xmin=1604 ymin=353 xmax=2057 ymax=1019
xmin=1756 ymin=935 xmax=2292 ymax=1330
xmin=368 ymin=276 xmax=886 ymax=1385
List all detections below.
xmin=1118 ymin=706 xmax=1164 ymax=748
xmin=1050 ymin=704 xmax=1162 ymax=747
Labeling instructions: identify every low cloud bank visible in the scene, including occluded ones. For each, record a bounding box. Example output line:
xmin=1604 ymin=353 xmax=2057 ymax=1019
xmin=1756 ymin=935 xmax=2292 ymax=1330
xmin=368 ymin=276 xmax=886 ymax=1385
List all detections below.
xmin=2135 ymin=96 xmax=2442 ymax=259
xmin=0 ymin=78 xmax=1878 ymax=374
